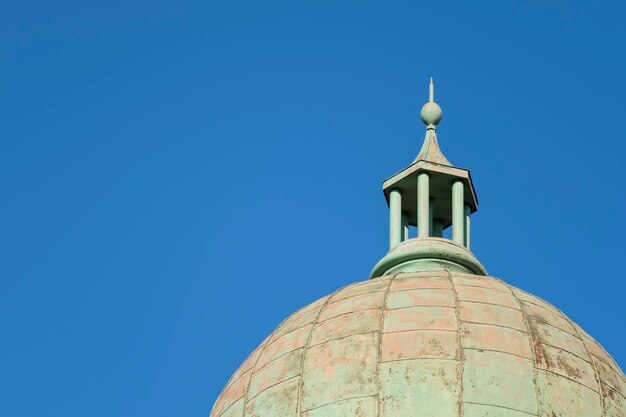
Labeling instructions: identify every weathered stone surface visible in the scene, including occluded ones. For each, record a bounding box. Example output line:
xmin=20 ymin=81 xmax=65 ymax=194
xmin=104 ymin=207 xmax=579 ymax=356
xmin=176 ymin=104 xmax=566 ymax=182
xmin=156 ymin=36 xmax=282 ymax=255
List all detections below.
xmin=380 ymin=359 xmax=459 ymax=417
xmin=210 ymin=271 xmax=625 ymax=417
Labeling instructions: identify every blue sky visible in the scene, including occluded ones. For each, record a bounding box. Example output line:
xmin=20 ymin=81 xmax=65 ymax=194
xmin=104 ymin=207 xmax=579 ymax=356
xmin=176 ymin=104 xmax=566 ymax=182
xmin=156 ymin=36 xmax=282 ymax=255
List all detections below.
xmin=1 ymin=1 xmax=625 ymax=416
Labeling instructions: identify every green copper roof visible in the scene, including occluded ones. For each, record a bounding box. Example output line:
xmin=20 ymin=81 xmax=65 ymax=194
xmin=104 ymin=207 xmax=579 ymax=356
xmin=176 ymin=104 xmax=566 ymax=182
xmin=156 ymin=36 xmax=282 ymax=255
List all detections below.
xmin=413 ymin=127 xmax=452 ymax=165
xmin=414 ymin=78 xmax=451 ymax=166
xmin=211 ymin=271 xmax=626 ymax=417
xmin=210 ymin=78 xmax=625 ymax=417
xmin=380 ymin=78 xmax=478 ymax=272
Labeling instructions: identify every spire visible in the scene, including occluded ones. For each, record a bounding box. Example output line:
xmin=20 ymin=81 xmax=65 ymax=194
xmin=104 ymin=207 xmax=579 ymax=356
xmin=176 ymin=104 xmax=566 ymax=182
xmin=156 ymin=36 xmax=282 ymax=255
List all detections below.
xmin=413 ymin=78 xmax=451 ymax=166
xmin=372 ymin=78 xmax=482 ymax=278
xmin=429 ymin=76 xmax=434 ymax=102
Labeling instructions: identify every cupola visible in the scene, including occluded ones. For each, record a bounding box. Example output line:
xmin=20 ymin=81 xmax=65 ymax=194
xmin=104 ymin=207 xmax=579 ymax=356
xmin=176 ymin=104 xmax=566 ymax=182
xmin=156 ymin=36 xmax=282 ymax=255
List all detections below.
xmin=371 ymin=79 xmax=484 ymax=277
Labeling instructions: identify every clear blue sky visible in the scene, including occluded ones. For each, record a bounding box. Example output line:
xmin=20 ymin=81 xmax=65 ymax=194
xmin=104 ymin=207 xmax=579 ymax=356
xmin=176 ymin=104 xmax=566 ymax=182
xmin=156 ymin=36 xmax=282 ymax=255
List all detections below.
xmin=1 ymin=1 xmax=625 ymax=416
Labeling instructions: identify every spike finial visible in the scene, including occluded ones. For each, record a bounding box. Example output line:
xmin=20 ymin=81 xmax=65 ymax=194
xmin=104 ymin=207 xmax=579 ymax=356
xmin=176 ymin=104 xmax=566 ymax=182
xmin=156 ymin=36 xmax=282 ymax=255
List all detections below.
xmin=420 ymin=78 xmax=442 ymax=128
xmin=429 ymin=77 xmax=434 ymax=102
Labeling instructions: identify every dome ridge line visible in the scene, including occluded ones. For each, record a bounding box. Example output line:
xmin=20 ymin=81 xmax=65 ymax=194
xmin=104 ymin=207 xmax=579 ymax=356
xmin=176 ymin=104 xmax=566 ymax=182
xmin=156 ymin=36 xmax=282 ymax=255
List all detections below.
xmin=294 ymin=284 xmax=346 ymax=417
xmin=239 ymin=326 xmax=279 ymax=417
xmin=498 ymin=278 xmax=542 ymax=415
xmin=376 ymin=274 xmax=397 ymax=417
xmin=211 ymin=270 xmax=626 ymax=417
xmin=446 ymin=269 xmax=465 ymax=417
xmin=552 ymin=306 xmax=607 ymax=414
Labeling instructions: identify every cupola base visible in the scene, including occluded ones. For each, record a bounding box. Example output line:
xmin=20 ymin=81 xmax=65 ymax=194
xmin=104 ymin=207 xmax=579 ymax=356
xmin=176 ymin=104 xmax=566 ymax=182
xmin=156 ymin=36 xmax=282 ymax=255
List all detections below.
xmin=370 ymin=237 xmax=487 ymax=278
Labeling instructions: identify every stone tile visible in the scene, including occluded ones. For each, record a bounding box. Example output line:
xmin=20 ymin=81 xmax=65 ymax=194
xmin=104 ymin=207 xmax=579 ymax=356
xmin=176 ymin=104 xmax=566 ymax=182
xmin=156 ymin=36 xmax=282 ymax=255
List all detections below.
xmin=459 ymin=301 xmax=526 ymax=332
xmin=536 ymin=370 xmax=602 ymax=417
xmin=390 ymin=276 xmax=452 ymax=290
xmin=603 ymin=383 xmax=626 ymax=417
xmin=463 ymin=402 xmax=536 ymax=417
xmin=581 ymin=333 xmax=625 ymax=377
xmin=527 ymin=318 xmax=587 ymax=359
xmin=512 ymin=289 xmax=555 ymax=313
xmin=318 ymin=291 xmax=386 ymax=322
xmin=258 ymin=324 xmax=312 ymax=368
xmin=212 ymin=368 xmax=252 ymax=417
xmin=245 ymin=377 xmax=299 ymax=417
xmin=383 ymin=306 xmax=457 ymax=333
xmin=381 ymin=330 xmax=457 ymax=361
xmin=227 ymin=340 xmax=267 ymax=388
xmin=595 ymin=358 xmax=626 ymax=394
xmin=301 ymin=333 xmax=378 ymax=411
xmin=217 ymin=397 xmax=243 ymax=417
xmin=330 ymin=279 xmax=390 ymax=302
xmin=271 ymin=305 xmax=323 ymax=343
xmin=248 ymin=348 xmax=303 ymax=399
xmin=455 ymin=285 xmax=519 ymax=309
xmin=462 ymin=350 xmax=536 ymax=415
xmin=452 ymin=275 xmax=509 ymax=292
xmin=306 ymin=294 xmax=332 ymax=310
xmin=380 ymin=359 xmax=459 ymax=417
xmin=534 ymin=342 xmax=597 ymax=389
xmin=395 ymin=270 xmax=450 ymax=279
xmin=386 ymin=288 xmax=455 ymax=308
xmin=521 ymin=301 xmax=575 ymax=335
xmin=461 ymin=322 xmax=532 ymax=359
xmin=302 ymin=396 xmax=377 ymax=417
xmin=310 ymin=309 xmax=380 ymax=346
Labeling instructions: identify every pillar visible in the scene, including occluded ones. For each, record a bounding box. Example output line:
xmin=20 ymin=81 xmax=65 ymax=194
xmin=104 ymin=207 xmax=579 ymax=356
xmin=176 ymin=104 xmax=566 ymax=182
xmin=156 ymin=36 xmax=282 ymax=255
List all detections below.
xmin=452 ymin=180 xmax=465 ymax=245
xmin=389 ymin=188 xmax=402 ymax=249
xmin=401 ymin=211 xmax=409 ymax=242
xmin=417 ymin=172 xmax=430 ymax=237
xmin=429 ymin=198 xmax=434 ymax=234
xmin=432 ymin=219 xmax=444 ymax=238
xmin=464 ymin=204 xmax=471 ymax=249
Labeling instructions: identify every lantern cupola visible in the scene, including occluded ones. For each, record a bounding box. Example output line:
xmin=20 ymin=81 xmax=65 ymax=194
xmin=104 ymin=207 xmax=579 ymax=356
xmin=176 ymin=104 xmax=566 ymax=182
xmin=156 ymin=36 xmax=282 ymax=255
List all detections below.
xmin=371 ymin=79 xmax=484 ymax=277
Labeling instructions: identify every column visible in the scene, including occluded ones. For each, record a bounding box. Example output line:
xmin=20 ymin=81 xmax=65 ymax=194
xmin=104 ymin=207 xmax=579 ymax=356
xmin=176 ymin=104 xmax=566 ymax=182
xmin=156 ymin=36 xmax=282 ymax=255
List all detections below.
xmin=401 ymin=211 xmax=409 ymax=242
xmin=389 ymin=188 xmax=402 ymax=249
xmin=417 ymin=172 xmax=430 ymax=237
xmin=429 ymin=198 xmax=434 ymax=234
xmin=432 ymin=219 xmax=444 ymax=238
xmin=464 ymin=204 xmax=471 ymax=249
xmin=452 ymin=180 xmax=465 ymax=245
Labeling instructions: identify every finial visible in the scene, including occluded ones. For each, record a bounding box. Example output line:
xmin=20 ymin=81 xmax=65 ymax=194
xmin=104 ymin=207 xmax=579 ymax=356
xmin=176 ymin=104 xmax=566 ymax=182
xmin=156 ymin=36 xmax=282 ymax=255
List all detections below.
xmin=420 ymin=77 xmax=442 ymax=129
xmin=429 ymin=77 xmax=434 ymax=102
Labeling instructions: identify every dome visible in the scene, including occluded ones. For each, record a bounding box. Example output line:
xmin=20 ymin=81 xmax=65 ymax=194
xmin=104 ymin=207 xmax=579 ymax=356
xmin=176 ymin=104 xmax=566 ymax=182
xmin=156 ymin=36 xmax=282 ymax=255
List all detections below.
xmin=210 ymin=80 xmax=625 ymax=417
xmin=210 ymin=270 xmax=625 ymax=417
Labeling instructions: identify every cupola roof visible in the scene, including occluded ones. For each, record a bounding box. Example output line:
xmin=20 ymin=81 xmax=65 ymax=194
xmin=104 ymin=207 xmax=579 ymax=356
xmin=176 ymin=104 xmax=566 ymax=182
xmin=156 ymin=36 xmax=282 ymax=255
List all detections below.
xmin=375 ymin=79 xmax=481 ymax=277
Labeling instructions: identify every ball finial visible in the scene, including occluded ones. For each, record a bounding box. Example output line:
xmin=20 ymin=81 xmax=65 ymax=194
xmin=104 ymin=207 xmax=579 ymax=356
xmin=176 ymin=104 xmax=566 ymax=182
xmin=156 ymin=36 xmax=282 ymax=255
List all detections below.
xmin=420 ymin=77 xmax=442 ymax=128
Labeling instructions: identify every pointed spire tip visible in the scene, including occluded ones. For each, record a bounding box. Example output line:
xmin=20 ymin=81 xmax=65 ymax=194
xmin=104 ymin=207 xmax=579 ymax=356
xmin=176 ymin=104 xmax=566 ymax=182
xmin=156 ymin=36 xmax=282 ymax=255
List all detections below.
xmin=429 ymin=77 xmax=434 ymax=103
xmin=421 ymin=76 xmax=442 ymax=128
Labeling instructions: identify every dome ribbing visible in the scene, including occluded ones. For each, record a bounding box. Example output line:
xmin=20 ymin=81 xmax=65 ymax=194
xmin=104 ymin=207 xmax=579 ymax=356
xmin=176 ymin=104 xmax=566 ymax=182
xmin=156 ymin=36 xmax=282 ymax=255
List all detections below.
xmin=211 ymin=271 xmax=625 ymax=417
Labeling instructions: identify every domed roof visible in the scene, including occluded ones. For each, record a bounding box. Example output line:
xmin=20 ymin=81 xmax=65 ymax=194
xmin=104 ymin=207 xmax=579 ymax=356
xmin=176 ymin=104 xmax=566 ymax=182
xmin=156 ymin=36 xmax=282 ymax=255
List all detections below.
xmin=210 ymin=80 xmax=625 ymax=417
xmin=211 ymin=270 xmax=625 ymax=417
